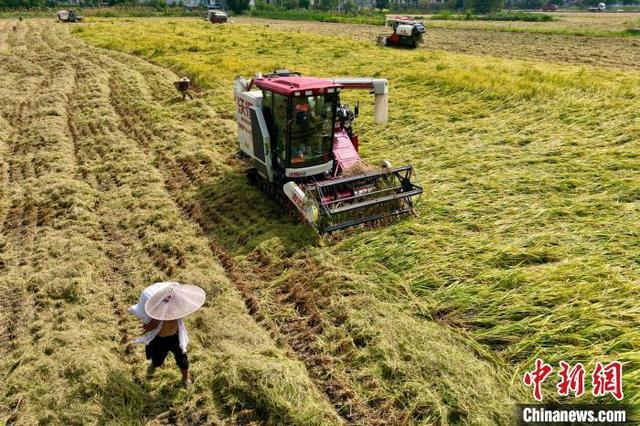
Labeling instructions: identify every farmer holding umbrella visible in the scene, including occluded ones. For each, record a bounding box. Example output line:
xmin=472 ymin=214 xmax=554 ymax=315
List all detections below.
xmin=129 ymin=282 xmax=206 ymax=388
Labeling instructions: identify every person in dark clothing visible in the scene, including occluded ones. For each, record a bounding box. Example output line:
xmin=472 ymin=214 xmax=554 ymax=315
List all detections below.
xmin=143 ymin=318 xmax=190 ymax=383
xmin=174 ymin=76 xmax=193 ymax=100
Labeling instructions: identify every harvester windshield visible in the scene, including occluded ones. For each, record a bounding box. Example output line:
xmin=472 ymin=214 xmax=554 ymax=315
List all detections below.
xmin=290 ymin=94 xmax=335 ymax=167
xmin=263 ymin=90 xmax=337 ymax=168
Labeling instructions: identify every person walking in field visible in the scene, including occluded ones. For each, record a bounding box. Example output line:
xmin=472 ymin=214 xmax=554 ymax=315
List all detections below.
xmin=174 ymin=76 xmax=193 ymax=100
xmin=129 ymin=282 xmax=206 ymax=388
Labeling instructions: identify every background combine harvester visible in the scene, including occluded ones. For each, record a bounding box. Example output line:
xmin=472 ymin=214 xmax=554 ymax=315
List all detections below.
xmin=234 ymin=70 xmax=423 ymax=233
xmin=205 ymin=8 xmax=228 ymax=23
xmin=57 ymin=9 xmax=83 ymax=22
xmin=378 ymin=16 xmax=426 ymax=48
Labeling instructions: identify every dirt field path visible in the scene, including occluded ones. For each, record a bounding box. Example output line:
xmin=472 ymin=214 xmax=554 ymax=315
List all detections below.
xmin=237 ymin=16 xmax=640 ymax=71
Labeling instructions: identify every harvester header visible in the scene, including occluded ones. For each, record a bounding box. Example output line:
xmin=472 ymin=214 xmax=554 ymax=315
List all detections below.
xmin=233 ymin=70 xmax=422 ymax=233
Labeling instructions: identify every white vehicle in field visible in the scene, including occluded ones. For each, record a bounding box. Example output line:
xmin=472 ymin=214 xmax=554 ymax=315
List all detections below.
xmin=57 ymin=9 xmax=83 ymax=22
xmin=206 ymin=9 xmax=228 ymax=23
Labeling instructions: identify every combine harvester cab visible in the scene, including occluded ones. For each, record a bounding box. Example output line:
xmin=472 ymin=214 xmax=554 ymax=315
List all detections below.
xmin=234 ymin=70 xmax=423 ymax=233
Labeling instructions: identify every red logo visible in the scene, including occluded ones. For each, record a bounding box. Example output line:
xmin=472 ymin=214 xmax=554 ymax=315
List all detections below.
xmin=236 ymin=97 xmax=252 ymax=120
xmin=523 ymin=359 xmax=624 ymax=401
xmin=523 ymin=358 xmax=553 ymax=401
xmin=592 ymin=361 xmax=623 ymax=400
xmin=291 ymin=193 xmax=304 ymax=208
xmin=557 ymin=361 xmax=586 ymax=397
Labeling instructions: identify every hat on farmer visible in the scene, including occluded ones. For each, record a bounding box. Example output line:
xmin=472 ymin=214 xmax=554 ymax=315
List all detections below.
xmin=145 ymin=283 xmax=206 ymax=321
xmin=128 ymin=282 xmax=177 ymax=323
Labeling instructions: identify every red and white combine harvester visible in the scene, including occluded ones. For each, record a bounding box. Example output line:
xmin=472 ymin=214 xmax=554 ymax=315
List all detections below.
xmin=378 ymin=16 xmax=426 ymax=48
xmin=234 ymin=70 xmax=423 ymax=233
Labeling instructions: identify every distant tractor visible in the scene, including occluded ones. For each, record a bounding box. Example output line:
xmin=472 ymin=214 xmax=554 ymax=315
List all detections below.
xmin=57 ymin=9 xmax=83 ymax=23
xmin=233 ymin=70 xmax=423 ymax=233
xmin=206 ymin=9 xmax=228 ymax=23
xmin=378 ymin=16 xmax=425 ymax=49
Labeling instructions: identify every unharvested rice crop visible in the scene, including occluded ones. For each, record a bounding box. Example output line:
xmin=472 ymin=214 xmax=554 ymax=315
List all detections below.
xmin=0 ymin=14 xmax=638 ymax=424
xmin=236 ymin=16 xmax=640 ymax=70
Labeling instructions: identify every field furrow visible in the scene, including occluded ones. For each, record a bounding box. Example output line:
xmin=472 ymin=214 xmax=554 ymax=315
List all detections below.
xmin=64 ymin=50 xmax=225 ymax=422
xmin=0 ymin=21 xmax=127 ymax=424
xmin=0 ymin=21 xmax=81 ymax=365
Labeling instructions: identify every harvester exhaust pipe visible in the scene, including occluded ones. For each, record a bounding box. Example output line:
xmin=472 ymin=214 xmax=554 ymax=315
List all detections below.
xmin=374 ymin=91 xmax=388 ymax=124
xmin=330 ymin=78 xmax=388 ymax=124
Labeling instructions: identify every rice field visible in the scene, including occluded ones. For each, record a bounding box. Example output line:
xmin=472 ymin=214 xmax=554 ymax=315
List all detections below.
xmin=236 ymin=16 xmax=640 ymax=70
xmin=0 ymin=13 xmax=638 ymax=425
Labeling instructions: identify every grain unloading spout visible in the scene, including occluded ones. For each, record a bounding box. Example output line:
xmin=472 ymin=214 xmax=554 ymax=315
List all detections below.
xmin=330 ymin=78 xmax=388 ymax=124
